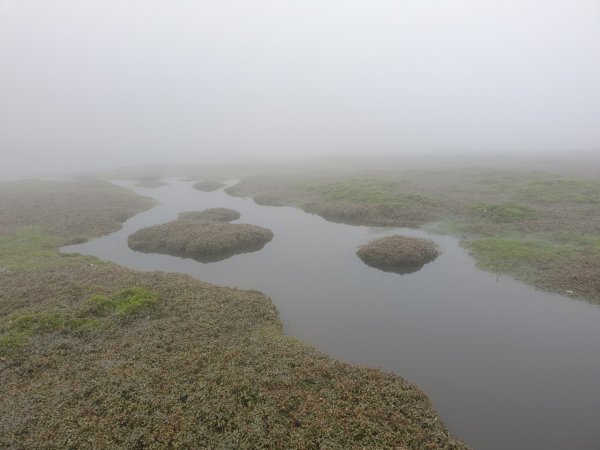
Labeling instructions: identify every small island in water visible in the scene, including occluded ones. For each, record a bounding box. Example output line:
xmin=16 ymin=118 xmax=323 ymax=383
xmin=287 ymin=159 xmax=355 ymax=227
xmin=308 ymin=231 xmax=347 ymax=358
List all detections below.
xmin=357 ymin=235 xmax=441 ymax=274
xmin=128 ymin=208 xmax=273 ymax=262
xmin=192 ymin=180 xmax=226 ymax=192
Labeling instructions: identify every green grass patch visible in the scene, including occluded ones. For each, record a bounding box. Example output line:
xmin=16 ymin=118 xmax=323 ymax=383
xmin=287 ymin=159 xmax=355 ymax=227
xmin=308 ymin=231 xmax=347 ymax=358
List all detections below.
xmin=470 ymin=203 xmax=538 ymax=223
xmin=88 ymin=287 xmax=159 ymax=316
xmin=468 ymin=237 xmax=565 ymax=280
xmin=0 ymin=226 xmax=95 ymax=270
xmin=0 ymin=227 xmax=62 ymax=269
xmin=517 ymin=179 xmax=600 ymax=204
xmin=313 ymin=177 xmax=438 ymax=207
xmin=0 ymin=311 xmax=98 ymax=351
xmin=1 ymin=288 xmax=158 ymax=351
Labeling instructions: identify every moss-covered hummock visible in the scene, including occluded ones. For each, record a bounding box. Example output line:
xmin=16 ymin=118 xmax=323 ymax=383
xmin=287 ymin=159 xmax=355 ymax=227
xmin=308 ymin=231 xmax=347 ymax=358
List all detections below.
xmin=128 ymin=208 xmax=273 ymax=262
xmin=357 ymin=235 xmax=441 ymax=274
xmin=135 ymin=177 xmax=167 ymax=188
xmin=193 ymin=180 xmax=226 ymax=192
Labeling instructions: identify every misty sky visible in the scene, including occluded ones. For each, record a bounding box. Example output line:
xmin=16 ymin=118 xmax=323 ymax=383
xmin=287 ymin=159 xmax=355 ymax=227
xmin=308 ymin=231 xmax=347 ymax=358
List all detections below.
xmin=1 ymin=0 xmax=599 ymax=173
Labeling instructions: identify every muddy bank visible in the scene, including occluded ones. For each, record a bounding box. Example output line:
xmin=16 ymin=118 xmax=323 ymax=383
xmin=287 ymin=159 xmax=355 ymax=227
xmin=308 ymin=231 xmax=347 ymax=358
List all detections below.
xmin=128 ymin=208 xmax=273 ymax=262
xmin=357 ymin=235 xmax=441 ymax=274
xmin=0 ymin=179 xmax=466 ymax=449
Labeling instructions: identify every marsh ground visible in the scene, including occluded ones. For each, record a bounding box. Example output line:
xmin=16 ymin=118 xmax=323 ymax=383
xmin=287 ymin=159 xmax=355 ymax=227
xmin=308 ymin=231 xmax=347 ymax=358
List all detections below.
xmin=221 ymin=164 xmax=600 ymax=303
xmin=101 ymin=157 xmax=600 ymax=302
xmin=0 ymin=179 xmax=465 ymax=449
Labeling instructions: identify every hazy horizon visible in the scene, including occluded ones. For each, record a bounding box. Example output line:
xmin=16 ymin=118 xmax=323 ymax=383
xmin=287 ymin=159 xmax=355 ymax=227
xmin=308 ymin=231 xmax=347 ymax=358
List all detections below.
xmin=1 ymin=0 xmax=599 ymax=174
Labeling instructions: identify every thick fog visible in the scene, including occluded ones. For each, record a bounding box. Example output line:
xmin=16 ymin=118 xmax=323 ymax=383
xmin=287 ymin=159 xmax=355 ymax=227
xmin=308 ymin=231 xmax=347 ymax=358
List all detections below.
xmin=1 ymin=0 xmax=599 ymax=174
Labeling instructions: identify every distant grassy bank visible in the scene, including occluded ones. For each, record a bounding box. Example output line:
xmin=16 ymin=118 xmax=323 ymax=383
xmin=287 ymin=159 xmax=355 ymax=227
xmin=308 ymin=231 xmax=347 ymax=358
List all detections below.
xmin=0 ymin=179 xmax=465 ymax=449
xmin=225 ymin=168 xmax=600 ymax=303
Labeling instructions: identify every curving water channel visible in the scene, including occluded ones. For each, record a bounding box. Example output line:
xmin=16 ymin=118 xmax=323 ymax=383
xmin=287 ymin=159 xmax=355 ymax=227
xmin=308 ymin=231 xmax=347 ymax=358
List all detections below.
xmin=62 ymin=179 xmax=600 ymax=450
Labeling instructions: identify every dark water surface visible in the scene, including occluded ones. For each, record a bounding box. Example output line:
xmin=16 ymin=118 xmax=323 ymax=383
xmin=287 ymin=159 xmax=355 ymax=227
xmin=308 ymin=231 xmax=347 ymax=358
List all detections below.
xmin=62 ymin=180 xmax=600 ymax=450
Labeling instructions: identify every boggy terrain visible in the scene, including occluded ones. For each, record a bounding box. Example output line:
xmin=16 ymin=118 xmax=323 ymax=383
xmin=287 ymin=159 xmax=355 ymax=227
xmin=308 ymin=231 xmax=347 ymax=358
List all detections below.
xmin=193 ymin=180 xmax=226 ymax=192
xmin=226 ymin=167 xmax=600 ymax=303
xmin=0 ymin=179 xmax=465 ymax=449
xmin=128 ymin=208 xmax=273 ymax=262
xmin=357 ymin=235 xmax=441 ymax=274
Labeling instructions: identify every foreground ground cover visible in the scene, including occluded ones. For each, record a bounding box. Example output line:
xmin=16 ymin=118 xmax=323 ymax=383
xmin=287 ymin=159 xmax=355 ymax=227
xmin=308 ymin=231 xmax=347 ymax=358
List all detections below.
xmin=0 ymin=179 xmax=465 ymax=449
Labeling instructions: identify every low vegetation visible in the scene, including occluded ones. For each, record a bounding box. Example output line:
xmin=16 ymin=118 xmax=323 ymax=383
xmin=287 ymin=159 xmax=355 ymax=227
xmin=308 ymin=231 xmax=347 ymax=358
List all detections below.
xmin=0 ymin=179 xmax=156 ymax=241
xmin=128 ymin=208 xmax=273 ymax=262
xmin=226 ymin=167 xmax=600 ymax=303
xmin=193 ymin=180 xmax=226 ymax=192
xmin=468 ymin=235 xmax=600 ymax=299
xmin=0 ymin=179 xmax=465 ymax=448
xmin=87 ymin=287 xmax=159 ymax=317
xmin=228 ymin=176 xmax=446 ymax=227
xmin=135 ymin=176 xmax=167 ymax=188
xmin=469 ymin=203 xmax=538 ymax=223
xmin=357 ymin=235 xmax=441 ymax=274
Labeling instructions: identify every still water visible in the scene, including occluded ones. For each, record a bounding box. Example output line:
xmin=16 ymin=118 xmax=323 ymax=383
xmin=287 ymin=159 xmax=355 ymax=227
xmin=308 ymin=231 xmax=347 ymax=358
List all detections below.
xmin=62 ymin=179 xmax=600 ymax=450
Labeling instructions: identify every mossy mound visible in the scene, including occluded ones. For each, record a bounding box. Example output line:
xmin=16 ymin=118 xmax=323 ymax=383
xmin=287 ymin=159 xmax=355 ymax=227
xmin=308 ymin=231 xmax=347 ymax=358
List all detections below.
xmin=178 ymin=208 xmax=240 ymax=222
xmin=357 ymin=235 xmax=441 ymax=274
xmin=193 ymin=180 xmax=226 ymax=192
xmin=128 ymin=208 xmax=272 ymax=262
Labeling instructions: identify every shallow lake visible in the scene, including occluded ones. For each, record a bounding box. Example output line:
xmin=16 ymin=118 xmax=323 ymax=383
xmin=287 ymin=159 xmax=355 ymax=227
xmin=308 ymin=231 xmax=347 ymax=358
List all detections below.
xmin=62 ymin=179 xmax=600 ymax=450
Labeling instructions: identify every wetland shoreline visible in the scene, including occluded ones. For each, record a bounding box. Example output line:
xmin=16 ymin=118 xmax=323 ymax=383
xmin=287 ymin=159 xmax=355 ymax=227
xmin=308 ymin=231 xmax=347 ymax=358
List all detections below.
xmin=0 ymin=179 xmax=466 ymax=449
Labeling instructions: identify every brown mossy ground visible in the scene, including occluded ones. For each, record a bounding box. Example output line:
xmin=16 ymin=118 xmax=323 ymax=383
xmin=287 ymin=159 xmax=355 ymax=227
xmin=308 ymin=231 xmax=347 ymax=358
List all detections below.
xmin=357 ymin=236 xmax=441 ymax=274
xmin=128 ymin=208 xmax=273 ymax=262
xmin=193 ymin=180 xmax=226 ymax=192
xmin=0 ymin=179 xmax=156 ymax=242
xmin=179 ymin=208 xmax=241 ymax=222
xmin=0 ymin=180 xmax=466 ymax=449
xmin=226 ymin=168 xmax=600 ymax=303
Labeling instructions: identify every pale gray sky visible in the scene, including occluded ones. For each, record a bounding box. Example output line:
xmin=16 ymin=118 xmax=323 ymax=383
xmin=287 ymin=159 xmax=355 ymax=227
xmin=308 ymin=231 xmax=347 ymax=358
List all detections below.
xmin=1 ymin=0 xmax=599 ymax=173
